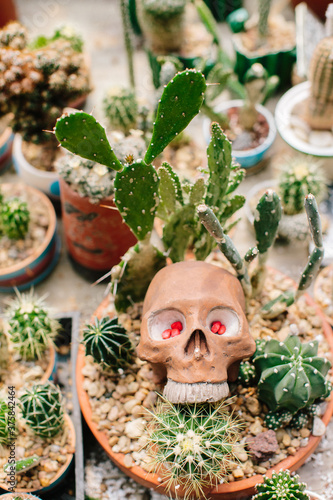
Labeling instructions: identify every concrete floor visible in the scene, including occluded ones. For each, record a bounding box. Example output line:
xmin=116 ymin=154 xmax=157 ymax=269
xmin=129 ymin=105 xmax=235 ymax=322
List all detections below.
xmin=2 ymin=0 xmax=333 ymax=497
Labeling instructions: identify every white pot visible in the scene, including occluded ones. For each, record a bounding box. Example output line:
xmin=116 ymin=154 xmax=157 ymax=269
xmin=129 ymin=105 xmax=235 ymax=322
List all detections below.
xmin=202 ymin=100 xmax=277 ymax=169
xmin=305 ymin=491 xmax=326 ymax=500
xmin=12 ymin=134 xmax=60 ymax=201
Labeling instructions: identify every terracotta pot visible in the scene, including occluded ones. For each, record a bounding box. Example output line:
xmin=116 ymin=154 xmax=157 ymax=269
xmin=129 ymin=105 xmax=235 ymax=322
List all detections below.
xmin=0 ymin=184 xmax=61 ymax=292
xmin=0 ymin=494 xmax=41 ymax=499
xmin=59 ymin=178 xmax=137 ymax=274
xmin=0 ymin=128 xmax=14 ymax=174
xmin=0 ymin=0 xmax=17 ymax=27
xmin=314 ymin=265 xmax=333 ymax=327
xmin=0 ymin=414 xmax=75 ymax=495
xmin=76 ymin=283 xmax=333 ymax=499
xmin=290 ymin=0 xmax=331 ymax=21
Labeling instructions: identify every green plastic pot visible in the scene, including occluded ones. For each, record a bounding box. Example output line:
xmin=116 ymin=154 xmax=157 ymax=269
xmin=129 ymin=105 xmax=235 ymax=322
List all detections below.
xmin=203 ymin=0 xmax=243 ymax=21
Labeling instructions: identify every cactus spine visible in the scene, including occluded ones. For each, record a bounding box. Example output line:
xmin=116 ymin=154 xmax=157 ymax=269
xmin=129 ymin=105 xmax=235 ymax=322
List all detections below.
xmin=306 ymin=7 xmax=333 ymax=130
xmin=19 ymin=382 xmax=65 ymax=438
xmin=255 ymin=335 xmax=332 ymax=413
xmin=0 ymin=399 xmax=10 ymax=446
xmin=103 ymin=87 xmax=138 ymax=135
xmin=6 ymin=290 xmax=60 ymax=361
xmin=253 ymin=470 xmax=309 ymax=500
xmin=146 ymin=397 xmax=242 ymax=497
xmin=0 ymin=198 xmax=30 ymax=240
xmin=83 ymin=316 xmax=134 ymax=370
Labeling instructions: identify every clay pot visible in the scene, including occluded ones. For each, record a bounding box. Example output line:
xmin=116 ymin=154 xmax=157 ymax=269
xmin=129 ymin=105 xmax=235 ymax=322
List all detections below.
xmin=0 ymin=127 xmax=14 ymax=174
xmin=0 ymin=0 xmax=17 ymax=27
xmin=0 ymin=184 xmax=60 ymax=292
xmin=314 ymin=265 xmax=333 ymax=326
xmin=0 ymin=414 xmax=75 ymax=495
xmin=59 ymin=178 xmax=137 ymax=277
xmin=0 ymin=495 xmax=42 ymax=499
xmin=76 ymin=283 xmax=333 ymax=499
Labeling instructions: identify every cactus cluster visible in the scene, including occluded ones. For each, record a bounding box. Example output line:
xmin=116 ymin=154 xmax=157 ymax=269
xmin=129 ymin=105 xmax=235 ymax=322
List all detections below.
xmin=278 ymin=156 xmax=326 ymax=216
xmin=83 ymin=316 xmax=134 ymax=371
xmin=19 ymin=382 xmax=65 ymax=438
xmin=0 ymin=21 xmax=90 ymax=143
xmin=6 ymin=290 xmax=60 ymax=361
xmin=146 ymin=397 xmax=242 ymax=497
xmin=255 ymin=335 xmax=332 ymax=414
xmin=253 ymin=470 xmax=309 ymax=500
xmin=0 ymin=327 xmax=9 ymax=369
xmin=0 ymin=399 xmax=10 ymax=446
xmin=103 ymin=87 xmax=138 ymax=135
xmin=0 ymin=197 xmax=30 ymax=240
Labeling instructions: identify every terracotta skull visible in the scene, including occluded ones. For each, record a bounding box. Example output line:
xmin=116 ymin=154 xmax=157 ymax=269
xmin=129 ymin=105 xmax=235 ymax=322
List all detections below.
xmin=137 ymin=261 xmax=256 ymax=404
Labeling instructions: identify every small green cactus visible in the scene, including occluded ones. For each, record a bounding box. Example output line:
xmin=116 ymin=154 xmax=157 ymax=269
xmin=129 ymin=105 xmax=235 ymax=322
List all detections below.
xmin=83 ymin=316 xmax=134 ymax=371
xmin=0 ymin=328 xmax=8 ymax=369
xmin=20 ymin=382 xmax=65 ymax=438
xmin=254 ymin=470 xmax=309 ymax=500
xmin=258 ymin=0 xmax=272 ymax=38
xmin=237 ymin=361 xmax=257 ymax=386
xmin=6 ymin=290 xmax=60 ymax=361
xmin=3 ymin=455 xmax=40 ymax=475
xmin=0 ymin=198 xmax=30 ymax=240
xmin=278 ymin=156 xmax=326 ymax=216
xmin=0 ymin=399 xmax=9 ymax=446
xmin=103 ymin=87 xmax=138 ymax=135
xmin=264 ymin=409 xmax=293 ymax=430
xmin=146 ymin=397 xmax=242 ymax=497
xmin=289 ymin=410 xmax=310 ymax=430
xmin=255 ymin=335 xmax=332 ymax=414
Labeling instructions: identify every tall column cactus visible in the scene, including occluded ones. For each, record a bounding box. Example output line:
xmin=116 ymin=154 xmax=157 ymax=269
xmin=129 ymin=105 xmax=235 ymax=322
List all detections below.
xmin=121 ymin=0 xmax=135 ymax=89
xmin=258 ymin=0 xmax=272 ymax=38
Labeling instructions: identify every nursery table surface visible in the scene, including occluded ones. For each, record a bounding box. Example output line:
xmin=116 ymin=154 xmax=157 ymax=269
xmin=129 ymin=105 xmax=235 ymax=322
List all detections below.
xmin=1 ymin=0 xmax=333 ymax=499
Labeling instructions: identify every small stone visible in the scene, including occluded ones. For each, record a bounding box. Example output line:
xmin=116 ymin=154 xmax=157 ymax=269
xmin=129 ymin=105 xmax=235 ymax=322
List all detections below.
xmin=309 ymin=130 xmax=333 ymax=148
xmin=282 ymin=433 xmax=291 ymax=447
xmin=300 ymin=438 xmax=309 ymax=447
xmin=108 ymin=436 xmax=119 ymax=447
xmin=232 ymin=468 xmax=244 ymax=479
xmin=43 ymin=460 xmax=59 ymax=473
xmin=233 ymin=444 xmax=248 ymax=462
xmin=127 ymin=381 xmax=140 ymax=394
xmin=247 ymin=430 xmax=279 ymax=460
xmin=125 ymin=418 xmax=146 ymax=439
xmin=312 ymin=416 xmax=326 ymax=436
xmin=118 ymin=435 xmax=131 ymax=453
xmin=290 ymin=438 xmax=300 ymax=448
xmin=124 ymin=399 xmax=140 ymax=414
xmin=256 ymin=466 xmax=268 ymax=474
xmin=249 ymin=419 xmax=264 ymax=436
xmin=300 ymin=428 xmax=310 ymax=438
xmin=108 ymin=406 xmax=119 ymax=421
xmin=245 ymin=396 xmax=261 ymax=416
xmin=287 ymin=446 xmax=296 ymax=455
xmin=123 ymin=454 xmax=134 ymax=468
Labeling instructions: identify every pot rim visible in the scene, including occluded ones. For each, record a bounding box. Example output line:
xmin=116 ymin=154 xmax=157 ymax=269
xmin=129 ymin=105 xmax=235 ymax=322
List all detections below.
xmin=13 ymin=134 xmax=58 ymax=180
xmin=0 ymin=183 xmax=57 ymax=276
xmin=0 ymin=414 xmax=75 ymax=494
xmin=275 ymin=81 xmax=333 ymax=157
xmin=232 ymin=32 xmax=296 ymax=58
xmin=0 ymin=127 xmax=13 ymax=150
xmin=314 ymin=264 xmax=333 ymax=327
xmin=76 ymin=273 xmax=333 ymax=498
xmin=202 ymin=100 xmax=277 ymax=158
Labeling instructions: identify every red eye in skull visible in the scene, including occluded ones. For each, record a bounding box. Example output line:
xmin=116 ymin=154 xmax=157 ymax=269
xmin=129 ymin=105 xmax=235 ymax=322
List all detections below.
xmin=210 ymin=321 xmax=226 ymax=335
xmin=162 ymin=321 xmax=183 ymax=339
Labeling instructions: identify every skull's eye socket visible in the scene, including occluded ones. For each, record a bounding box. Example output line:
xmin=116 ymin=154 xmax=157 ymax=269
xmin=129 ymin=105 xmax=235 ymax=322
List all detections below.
xmin=148 ymin=309 xmax=185 ymax=341
xmin=207 ymin=307 xmax=240 ymax=337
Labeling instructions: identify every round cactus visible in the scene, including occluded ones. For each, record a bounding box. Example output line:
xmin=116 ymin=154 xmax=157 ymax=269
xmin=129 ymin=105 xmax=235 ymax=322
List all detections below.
xmin=264 ymin=409 xmax=293 ymax=430
xmin=253 ymin=470 xmax=309 ymax=500
xmin=6 ymin=290 xmax=60 ymax=361
xmin=83 ymin=316 xmax=134 ymax=371
xmin=103 ymin=87 xmax=138 ymax=135
xmin=146 ymin=397 xmax=242 ymax=497
xmin=0 ymin=198 xmax=30 ymax=240
xmin=238 ymin=360 xmax=257 ymax=386
xmin=278 ymin=156 xmax=326 ymax=216
xmin=19 ymin=382 xmax=65 ymax=438
xmin=255 ymin=335 xmax=332 ymax=413
xmin=289 ymin=410 xmax=310 ymax=430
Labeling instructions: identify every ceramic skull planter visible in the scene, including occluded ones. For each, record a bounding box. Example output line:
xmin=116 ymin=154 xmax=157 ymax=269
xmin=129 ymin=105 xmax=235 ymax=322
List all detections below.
xmin=138 ymin=261 xmax=256 ymax=404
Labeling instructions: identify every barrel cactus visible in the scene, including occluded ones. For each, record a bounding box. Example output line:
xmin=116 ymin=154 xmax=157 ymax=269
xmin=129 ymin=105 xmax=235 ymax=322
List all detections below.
xmin=6 ymin=290 xmax=60 ymax=361
xmin=83 ymin=316 xmax=134 ymax=371
xmin=103 ymin=87 xmax=138 ymax=135
xmin=253 ymin=470 xmax=309 ymax=500
xmin=0 ymin=198 xmax=30 ymax=240
xmin=255 ymin=335 xmax=332 ymax=413
xmin=20 ymin=382 xmax=65 ymax=438
xmin=264 ymin=409 xmax=293 ymax=430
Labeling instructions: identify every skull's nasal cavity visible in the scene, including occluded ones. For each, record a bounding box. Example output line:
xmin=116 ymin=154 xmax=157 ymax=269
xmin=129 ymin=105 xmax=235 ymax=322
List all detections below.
xmin=185 ymin=330 xmax=209 ymax=359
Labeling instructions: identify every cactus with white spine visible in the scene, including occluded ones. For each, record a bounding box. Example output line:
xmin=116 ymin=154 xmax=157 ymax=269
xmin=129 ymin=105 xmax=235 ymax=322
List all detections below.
xmin=20 ymin=382 xmax=65 ymax=438
xmin=253 ymin=470 xmax=309 ymax=500
xmin=0 ymin=198 xmax=30 ymax=240
xmin=6 ymin=290 xmax=60 ymax=361
xmin=261 ymin=194 xmax=324 ymax=318
xmin=103 ymin=87 xmax=138 ymax=135
xmin=255 ymin=335 xmax=332 ymax=414
xmin=83 ymin=316 xmax=134 ymax=371
xmin=258 ymin=0 xmax=272 ymax=38
xmin=146 ymin=396 xmax=242 ymax=497
xmin=0 ymin=399 xmax=10 ymax=446
xmin=264 ymin=409 xmax=293 ymax=430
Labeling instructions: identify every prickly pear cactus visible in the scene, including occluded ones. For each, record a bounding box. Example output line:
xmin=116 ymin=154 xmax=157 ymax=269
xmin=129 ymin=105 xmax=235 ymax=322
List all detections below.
xmin=114 ymin=160 xmax=160 ymax=240
xmin=20 ymin=382 xmax=65 ymax=438
xmin=255 ymin=335 xmax=332 ymax=413
xmin=1 ymin=198 xmax=30 ymax=240
xmin=83 ymin=316 xmax=134 ymax=370
xmin=103 ymin=87 xmax=138 ymax=135
xmin=144 ymin=70 xmax=206 ymax=164
xmin=54 ymin=112 xmax=123 ymax=171
xmin=253 ymin=470 xmax=309 ymax=500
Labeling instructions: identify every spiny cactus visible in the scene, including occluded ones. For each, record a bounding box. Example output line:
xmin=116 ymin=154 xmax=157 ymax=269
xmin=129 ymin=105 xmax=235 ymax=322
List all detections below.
xmin=258 ymin=0 xmax=272 ymax=38
xmin=6 ymin=290 xmax=60 ymax=361
xmin=289 ymin=410 xmax=310 ymax=430
xmin=20 ymin=382 xmax=65 ymax=438
xmin=0 ymin=328 xmax=8 ymax=369
xmin=103 ymin=87 xmax=138 ymax=135
xmin=0 ymin=198 xmax=30 ymax=240
xmin=253 ymin=470 xmax=309 ymax=500
xmin=0 ymin=22 xmax=90 ymax=144
xmin=83 ymin=316 xmax=134 ymax=371
xmin=255 ymin=335 xmax=332 ymax=414
xmin=237 ymin=361 xmax=257 ymax=386
xmin=0 ymin=399 xmax=10 ymax=446
xmin=264 ymin=409 xmax=293 ymax=430
xmin=262 ymin=194 xmax=324 ymax=318
xmin=30 ymin=25 xmax=83 ymax=52
xmin=146 ymin=397 xmax=242 ymax=497
xmin=306 ymin=7 xmax=333 ymax=130
xmin=278 ymin=156 xmax=326 ymax=216
xmin=3 ymin=455 xmax=40 ymax=475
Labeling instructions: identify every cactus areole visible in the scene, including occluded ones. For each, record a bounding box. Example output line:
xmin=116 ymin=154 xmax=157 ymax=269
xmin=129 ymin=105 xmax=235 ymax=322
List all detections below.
xmin=138 ymin=261 xmax=256 ymax=404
